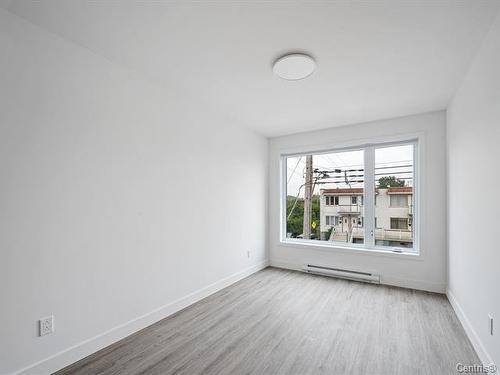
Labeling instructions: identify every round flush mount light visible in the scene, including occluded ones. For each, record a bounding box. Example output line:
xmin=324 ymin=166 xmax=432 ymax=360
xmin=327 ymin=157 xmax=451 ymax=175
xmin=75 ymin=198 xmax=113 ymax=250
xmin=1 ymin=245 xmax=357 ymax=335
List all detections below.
xmin=273 ymin=53 xmax=316 ymax=80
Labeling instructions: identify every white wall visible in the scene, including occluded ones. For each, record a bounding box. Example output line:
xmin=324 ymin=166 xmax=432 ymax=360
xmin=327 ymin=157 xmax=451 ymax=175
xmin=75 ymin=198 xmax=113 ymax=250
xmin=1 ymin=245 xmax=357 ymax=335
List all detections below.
xmin=0 ymin=9 xmax=268 ymax=375
xmin=447 ymin=12 xmax=500 ymax=367
xmin=269 ymin=111 xmax=447 ymax=293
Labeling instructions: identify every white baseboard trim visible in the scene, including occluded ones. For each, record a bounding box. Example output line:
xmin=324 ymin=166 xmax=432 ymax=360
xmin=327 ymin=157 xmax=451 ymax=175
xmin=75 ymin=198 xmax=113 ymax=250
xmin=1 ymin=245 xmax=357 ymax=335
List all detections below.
xmin=269 ymin=259 xmax=302 ymax=272
xmin=381 ymin=276 xmax=445 ymax=294
xmin=446 ymin=289 xmax=496 ymax=371
xmin=12 ymin=260 xmax=269 ymax=375
xmin=270 ymin=259 xmax=446 ymax=293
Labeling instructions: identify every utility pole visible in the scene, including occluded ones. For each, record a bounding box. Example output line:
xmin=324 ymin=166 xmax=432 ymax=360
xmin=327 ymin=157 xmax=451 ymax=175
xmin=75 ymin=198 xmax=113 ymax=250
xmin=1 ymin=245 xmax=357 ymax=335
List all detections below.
xmin=303 ymin=155 xmax=313 ymax=239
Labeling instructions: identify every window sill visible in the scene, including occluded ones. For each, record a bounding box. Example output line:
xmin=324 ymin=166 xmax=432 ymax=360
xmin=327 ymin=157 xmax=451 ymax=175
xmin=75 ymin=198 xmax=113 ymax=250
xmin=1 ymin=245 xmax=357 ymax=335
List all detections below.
xmin=279 ymin=238 xmax=422 ymax=260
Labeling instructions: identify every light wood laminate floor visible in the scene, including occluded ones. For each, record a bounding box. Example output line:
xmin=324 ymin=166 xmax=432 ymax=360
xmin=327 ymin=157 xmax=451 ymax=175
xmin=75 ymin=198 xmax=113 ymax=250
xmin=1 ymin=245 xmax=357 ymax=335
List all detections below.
xmin=55 ymin=267 xmax=479 ymax=375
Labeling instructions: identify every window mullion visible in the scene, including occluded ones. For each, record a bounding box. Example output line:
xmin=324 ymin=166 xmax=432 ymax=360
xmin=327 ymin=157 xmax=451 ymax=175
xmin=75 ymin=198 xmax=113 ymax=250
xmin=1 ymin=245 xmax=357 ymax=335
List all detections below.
xmin=364 ymin=147 xmax=375 ymax=247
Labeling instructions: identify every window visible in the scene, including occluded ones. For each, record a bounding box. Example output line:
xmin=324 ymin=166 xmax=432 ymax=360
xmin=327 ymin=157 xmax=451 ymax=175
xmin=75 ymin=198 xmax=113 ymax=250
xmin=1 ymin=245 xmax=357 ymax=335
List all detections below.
xmin=390 ymin=195 xmax=408 ymax=207
xmin=375 ymin=144 xmax=414 ymax=249
xmin=285 ymin=149 xmax=364 ymax=244
xmin=325 ymin=215 xmax=339 ymax=226
xmin=326 ymin=196 xmax=339 ymax=206
xmin=391 ymin=218 xmax=409 ymax=230
xmin=283 ymin=140 xmax=417 ymax=253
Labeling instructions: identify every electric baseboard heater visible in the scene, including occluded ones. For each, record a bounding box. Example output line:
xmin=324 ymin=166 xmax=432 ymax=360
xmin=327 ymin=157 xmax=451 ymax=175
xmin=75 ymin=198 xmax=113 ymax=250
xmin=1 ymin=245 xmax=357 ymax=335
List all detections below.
xmin=302 ymin=264 xmax=380 ymax=284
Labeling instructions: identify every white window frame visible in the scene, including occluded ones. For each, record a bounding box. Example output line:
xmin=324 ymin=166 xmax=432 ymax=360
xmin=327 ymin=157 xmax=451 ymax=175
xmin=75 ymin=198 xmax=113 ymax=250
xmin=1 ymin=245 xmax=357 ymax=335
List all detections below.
xmin=280 ymin=138 xmax=420 ymax=256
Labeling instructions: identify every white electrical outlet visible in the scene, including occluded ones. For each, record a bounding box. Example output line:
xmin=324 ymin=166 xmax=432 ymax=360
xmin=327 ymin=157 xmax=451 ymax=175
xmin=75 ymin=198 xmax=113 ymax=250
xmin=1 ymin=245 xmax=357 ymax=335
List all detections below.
xmin=488 ymin=314 xmax=493 ymax=336
xmin=39 ymin=315 xmax=54 ymax=336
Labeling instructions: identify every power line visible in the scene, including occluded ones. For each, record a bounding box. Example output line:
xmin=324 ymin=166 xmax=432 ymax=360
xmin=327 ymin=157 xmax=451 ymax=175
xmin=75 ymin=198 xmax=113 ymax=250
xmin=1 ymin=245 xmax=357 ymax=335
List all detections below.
xmin=287 ymin=173 xmax=323 ymax=220
xmin=287 ymin=156 xmax=303 ymax=183
xmin=286 ymin=162 xmax=414 ymax=220
xmin=313 ymin=177 xmax=414 ymax=185
xmin=375 ymin=164 xmax=413 ymax=170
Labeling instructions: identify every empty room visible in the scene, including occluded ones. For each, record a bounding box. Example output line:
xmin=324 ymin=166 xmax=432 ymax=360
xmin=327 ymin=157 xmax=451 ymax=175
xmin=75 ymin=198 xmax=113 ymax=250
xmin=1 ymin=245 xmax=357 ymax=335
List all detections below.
xmin=1 ymin=1 xmax=499 ymax=374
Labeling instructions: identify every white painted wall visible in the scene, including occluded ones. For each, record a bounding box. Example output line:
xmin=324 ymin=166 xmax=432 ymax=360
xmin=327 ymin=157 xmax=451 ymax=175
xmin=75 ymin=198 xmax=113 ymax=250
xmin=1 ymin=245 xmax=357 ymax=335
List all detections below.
xmin=447 ymin=12 xmax=500 ymax=367
xmin=269 ymin=111 xmax=447 ymax=293
xmin=0 ymin=9 xmax=268 ymax=375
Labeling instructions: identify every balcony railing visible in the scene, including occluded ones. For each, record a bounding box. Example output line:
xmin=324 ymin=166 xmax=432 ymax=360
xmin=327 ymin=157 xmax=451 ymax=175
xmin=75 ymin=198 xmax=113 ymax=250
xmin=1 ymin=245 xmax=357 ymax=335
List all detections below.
xmin=349 ymin=228 xmax=412 ymax=242
xmin=376 ymin=228 xmax=412 ymax=241
xmin=336 ymin=204 xmax=362 ymax=214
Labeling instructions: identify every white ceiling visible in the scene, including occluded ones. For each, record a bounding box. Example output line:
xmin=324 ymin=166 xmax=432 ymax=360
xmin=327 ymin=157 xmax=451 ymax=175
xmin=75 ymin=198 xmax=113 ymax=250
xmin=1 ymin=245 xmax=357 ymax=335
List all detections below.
xmin=3 ymin=1 xmax=500 ymax=136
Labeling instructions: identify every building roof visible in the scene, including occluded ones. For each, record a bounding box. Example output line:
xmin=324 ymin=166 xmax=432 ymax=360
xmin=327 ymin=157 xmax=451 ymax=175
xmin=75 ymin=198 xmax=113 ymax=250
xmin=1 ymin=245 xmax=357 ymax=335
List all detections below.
xmin=321 ymin=188 xmax=364 ymax=195
xmin=387 ymin=187 xmax=413 ymax=194
xmin=321 ymin=187 xmax=412 ymax=195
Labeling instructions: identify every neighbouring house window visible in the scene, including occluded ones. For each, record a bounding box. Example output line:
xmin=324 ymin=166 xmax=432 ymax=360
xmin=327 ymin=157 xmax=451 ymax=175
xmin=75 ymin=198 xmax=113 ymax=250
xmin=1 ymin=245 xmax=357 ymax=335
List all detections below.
xmin=391 ymin=218 xmax=409 ymax=230
xmin=283 ymin=140 xmax=417 ymax=253
xmin=390 ymin=194 xmax=408 ymax=207
xmin=326 ymin=196 xmax=339 ymax=206
xmin=325 ymin=215 xmax=339 ymax=226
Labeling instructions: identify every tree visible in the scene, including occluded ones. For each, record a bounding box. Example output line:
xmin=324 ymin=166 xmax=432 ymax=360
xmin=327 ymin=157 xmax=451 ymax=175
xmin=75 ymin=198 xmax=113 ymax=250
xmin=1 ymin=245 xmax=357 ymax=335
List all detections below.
xmin=286 ymin=196 xmax=304 ymax=236
xmin=286 ymin=195 xmax=320 ymax=238
xmin=377 ymin=176 xmax=405 ymax=188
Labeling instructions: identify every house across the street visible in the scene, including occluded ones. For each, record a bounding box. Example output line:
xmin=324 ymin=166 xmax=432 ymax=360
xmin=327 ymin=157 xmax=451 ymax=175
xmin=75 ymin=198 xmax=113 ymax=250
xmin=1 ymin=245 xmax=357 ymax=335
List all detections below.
xmin=320 ymin=187 xmax=413 ymax=247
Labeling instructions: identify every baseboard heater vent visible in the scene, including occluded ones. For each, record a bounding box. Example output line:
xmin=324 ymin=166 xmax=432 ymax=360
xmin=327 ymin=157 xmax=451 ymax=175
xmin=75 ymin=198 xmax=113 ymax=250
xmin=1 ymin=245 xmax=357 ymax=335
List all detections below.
xmin=302 ymin=264 xmax=380 ymax=284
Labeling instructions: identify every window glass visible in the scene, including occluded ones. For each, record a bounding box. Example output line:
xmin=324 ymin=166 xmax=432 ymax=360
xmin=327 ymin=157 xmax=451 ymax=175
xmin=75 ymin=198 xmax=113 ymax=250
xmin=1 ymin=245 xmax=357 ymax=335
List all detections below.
xmin=285 ymin=150 xmax=364 ymax=244
xmin=374 ymin=144 xmax=414 ymax=248
xmin=283 ymin=141 xmax=416 ymax=252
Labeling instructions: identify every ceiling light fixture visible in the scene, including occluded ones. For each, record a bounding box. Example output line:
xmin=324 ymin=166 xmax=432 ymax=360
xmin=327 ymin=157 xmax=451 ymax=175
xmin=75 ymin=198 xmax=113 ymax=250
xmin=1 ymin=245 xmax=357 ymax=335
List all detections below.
xmin=273 ymin=53 xmax=316 ymax=80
